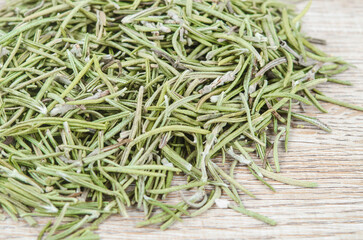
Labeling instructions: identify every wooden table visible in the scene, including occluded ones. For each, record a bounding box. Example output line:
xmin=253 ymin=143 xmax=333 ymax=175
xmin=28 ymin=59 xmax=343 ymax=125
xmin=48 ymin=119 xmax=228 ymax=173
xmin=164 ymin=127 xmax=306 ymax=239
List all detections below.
xmin=1 ymin=0 xmax=363 ymax=239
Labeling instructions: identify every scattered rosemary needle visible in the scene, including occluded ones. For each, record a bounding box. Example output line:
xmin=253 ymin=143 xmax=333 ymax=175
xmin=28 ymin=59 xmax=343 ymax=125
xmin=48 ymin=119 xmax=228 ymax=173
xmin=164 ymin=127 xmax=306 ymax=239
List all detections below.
xmin=0 ymin=0 xmax=361 ymax=239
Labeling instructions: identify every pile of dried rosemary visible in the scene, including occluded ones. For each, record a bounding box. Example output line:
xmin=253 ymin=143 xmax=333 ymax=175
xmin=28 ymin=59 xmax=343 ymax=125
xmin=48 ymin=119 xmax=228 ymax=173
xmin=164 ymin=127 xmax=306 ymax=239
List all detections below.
xmin=0 ymin=0 xmax=362 ymax=239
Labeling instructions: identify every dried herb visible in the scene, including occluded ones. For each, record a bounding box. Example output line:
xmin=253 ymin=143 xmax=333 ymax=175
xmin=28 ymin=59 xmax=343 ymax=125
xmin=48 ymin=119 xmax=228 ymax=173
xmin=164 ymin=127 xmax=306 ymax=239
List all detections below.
xmin=0 ymin=0 xmax=361 ymax=239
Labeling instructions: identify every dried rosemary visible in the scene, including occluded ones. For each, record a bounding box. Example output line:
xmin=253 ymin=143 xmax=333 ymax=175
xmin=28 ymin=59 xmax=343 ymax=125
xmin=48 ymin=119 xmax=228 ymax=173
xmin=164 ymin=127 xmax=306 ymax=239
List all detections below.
xmin=0 ymin=0 xmax=361 ymax=239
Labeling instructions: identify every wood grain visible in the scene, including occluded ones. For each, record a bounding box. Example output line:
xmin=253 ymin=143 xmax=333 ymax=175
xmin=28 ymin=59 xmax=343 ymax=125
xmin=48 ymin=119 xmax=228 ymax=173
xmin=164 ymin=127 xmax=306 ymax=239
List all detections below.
xmin=1 ymin=0 xmax=363 ymax=239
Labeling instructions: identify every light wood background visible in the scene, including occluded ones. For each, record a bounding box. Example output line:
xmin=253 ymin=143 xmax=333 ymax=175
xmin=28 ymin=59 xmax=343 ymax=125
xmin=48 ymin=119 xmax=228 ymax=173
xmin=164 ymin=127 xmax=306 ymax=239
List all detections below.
xmin=1 ymin=0 xmax=363 ymax=239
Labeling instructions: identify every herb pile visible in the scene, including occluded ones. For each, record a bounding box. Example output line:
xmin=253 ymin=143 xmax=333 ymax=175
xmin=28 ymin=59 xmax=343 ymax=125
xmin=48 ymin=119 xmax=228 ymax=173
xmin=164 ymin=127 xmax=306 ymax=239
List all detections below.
xmin=0 ymin=0 xmax=362 ymax=239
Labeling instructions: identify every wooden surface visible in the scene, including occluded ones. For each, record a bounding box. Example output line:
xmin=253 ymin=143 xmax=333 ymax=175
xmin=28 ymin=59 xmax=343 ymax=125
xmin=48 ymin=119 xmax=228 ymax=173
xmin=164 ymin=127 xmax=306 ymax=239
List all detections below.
xmin=1 ymin=0 xmax=363 ymax=239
